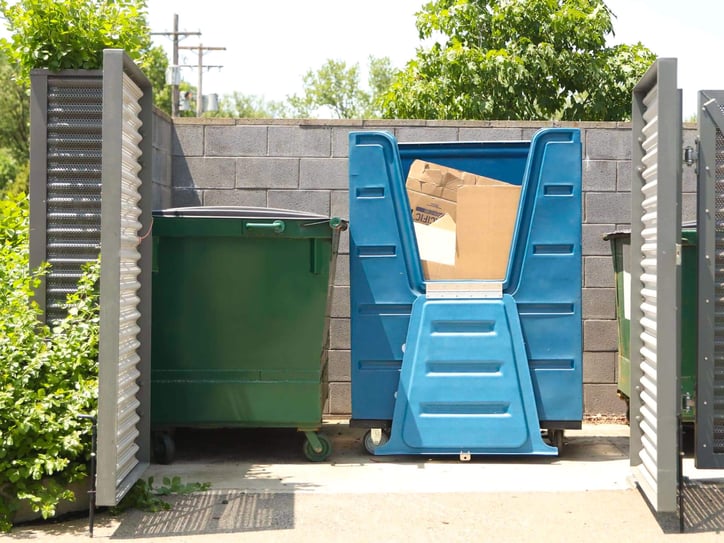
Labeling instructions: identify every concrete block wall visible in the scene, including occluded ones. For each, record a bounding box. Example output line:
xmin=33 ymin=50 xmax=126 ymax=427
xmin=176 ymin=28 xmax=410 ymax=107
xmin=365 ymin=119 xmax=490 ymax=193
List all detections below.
xmin=164 ymin=118 xmax=697 ymax=417
xmin=151 ymin=108 xmax=173 ymax=210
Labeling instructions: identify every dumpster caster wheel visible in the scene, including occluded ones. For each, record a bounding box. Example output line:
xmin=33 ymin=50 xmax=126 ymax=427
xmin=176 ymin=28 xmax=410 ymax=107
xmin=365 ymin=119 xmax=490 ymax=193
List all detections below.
xmin=548 ymin=429 xmax=564 ymax=456
xmin=363 ymin=428 xmax=389 ymax=455
xmin=303 ymin=434 xmax=331 ymax=462
xmin=153 ymin=432 xmax=175 ymax=465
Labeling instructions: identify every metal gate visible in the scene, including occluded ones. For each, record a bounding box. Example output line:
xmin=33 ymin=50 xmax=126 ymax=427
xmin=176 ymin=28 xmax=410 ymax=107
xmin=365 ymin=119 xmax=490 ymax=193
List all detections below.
xmin=629 ymin=58 xmax=682 ymax=517
xmin=29 ymin=50 xmax=153 ymax=506
xmin=696 ymin=90 xmax=724 ymax=469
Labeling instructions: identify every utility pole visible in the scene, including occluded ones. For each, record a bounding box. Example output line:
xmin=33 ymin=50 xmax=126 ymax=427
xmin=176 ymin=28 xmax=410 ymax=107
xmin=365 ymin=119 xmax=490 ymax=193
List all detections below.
xmin=151 ymin=14 xmax=201 ymax=117
xmin=178 ymin=44 xmax=226 ymax=116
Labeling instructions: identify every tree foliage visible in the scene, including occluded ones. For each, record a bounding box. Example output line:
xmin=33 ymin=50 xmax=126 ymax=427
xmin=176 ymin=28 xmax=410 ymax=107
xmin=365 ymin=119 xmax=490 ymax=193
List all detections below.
xmin=289 ymin=56 xmax=395 ymax=119
xmin=0 ymin=0 xmax=167 ymax=116
xmin=0 ymin=195 xmax=101 ymax=531
xmin=382 ymin=0 xmax=656 ymax=121
xmin=205 ymin=92 xmax=290 ymax=119
xmin=0 ymin=52 xmax=29 ymax=162
xmin=0 ymin=0 xmax=151 ymax=82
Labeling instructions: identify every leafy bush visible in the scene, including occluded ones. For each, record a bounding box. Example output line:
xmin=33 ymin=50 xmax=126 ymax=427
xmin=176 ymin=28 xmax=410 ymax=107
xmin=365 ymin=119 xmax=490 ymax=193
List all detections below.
xmin=0 ymin=0 xmax=151 ymax=82
xmin=0 ymin=194 xmax=100 ymax=531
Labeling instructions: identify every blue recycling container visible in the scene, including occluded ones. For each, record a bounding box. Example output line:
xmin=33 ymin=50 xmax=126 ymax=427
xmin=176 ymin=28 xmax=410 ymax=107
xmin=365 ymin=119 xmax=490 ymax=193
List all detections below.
xmin=348 ymin=129 xmax=582 ymax=456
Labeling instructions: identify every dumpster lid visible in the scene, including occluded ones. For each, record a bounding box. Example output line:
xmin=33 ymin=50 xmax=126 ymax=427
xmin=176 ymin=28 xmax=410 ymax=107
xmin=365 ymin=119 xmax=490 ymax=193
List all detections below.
xmin=153 ymin=206 xmax=330 ymax=220
xmin=602 ymin=220 xmax=697 ymax=241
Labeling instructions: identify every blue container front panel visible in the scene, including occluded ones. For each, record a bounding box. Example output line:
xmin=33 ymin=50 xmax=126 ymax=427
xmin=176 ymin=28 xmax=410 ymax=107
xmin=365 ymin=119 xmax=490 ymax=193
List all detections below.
xmin=349 ymin=129 xmax=582 ymax=425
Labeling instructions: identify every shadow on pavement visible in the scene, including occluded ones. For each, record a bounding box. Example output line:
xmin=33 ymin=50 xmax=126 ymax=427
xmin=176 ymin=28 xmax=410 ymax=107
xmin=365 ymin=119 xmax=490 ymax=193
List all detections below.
xmin=682 ymin=479 xmax=724 ymax=533
xmin=112 ymin=490 xmax=294 ymax=539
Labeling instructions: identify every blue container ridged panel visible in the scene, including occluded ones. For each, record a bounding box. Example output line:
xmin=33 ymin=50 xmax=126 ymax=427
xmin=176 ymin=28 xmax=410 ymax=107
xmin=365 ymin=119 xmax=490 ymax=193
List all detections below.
xmin=376 ymin=296 xmax=555 ymax=455
xmin=349 ymin=133 xmax=420 ymax=419
xmin=349 ymin=129 xmax=582 ymax=426
xmin=507 ymin=133 xmax=583 ymax=422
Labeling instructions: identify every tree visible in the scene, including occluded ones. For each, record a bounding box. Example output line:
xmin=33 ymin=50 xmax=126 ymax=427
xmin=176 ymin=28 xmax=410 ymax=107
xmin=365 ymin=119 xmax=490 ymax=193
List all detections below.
xmin=205 ymin=92 xmax=290 ymax=119
xmin=382 ymin=0 xmax=656 ymax=121
xmin=289 ymin=56 xmax=395 ymax=119
xmin=139 ymin=44 xmax=170 ymax=115
xmin=0 ymin=0 xmax=168 ymax=116
xmin=0 ymin=52 xmax=29 ymax=162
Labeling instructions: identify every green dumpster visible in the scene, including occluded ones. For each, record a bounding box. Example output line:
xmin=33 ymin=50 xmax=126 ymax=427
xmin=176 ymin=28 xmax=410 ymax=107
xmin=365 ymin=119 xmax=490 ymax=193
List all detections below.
xmin=151 ymin=206 xmax=347 ymax=462
xmin=604 ymin=225 xmax=696 ymax=422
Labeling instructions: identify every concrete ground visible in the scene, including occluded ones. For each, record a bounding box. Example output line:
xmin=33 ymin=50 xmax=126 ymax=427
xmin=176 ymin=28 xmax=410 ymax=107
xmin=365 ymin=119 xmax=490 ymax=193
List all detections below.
xmin=7 ymin=421 xmax=724 ymax=542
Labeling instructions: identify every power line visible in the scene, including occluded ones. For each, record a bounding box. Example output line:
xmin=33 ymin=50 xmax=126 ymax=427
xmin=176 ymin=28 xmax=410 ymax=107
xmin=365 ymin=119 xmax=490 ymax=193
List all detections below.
xmin=151 ymin=14 xmax=201 ymax=117
xmin=178 ymin=45 xmax=226 ymax=116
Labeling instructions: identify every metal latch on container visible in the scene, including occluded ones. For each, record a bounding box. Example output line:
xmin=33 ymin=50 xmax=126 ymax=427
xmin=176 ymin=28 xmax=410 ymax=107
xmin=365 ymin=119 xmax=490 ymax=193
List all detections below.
xmin=675 ymin=243 xmax=682 ymax=266
xmin=245 ymin=220 xmax=285 ymax=233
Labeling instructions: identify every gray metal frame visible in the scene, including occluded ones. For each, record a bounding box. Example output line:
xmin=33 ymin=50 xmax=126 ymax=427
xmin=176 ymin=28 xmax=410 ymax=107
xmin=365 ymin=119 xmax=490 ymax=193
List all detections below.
xmin=630 ymin=58 xmax=682 ymax=517
xmin=95 ymin=50 xmax=153 ymax=506
xmin=696 ymin=90 xmax=724 ymax=469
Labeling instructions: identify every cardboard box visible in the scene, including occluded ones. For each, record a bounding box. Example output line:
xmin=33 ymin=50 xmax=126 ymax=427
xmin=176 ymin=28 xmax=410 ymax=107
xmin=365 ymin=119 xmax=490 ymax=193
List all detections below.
xmin=406 ymin=159 xmax=511 ymax=224
xmin=406 ymin=160 xmax=521 ymax=281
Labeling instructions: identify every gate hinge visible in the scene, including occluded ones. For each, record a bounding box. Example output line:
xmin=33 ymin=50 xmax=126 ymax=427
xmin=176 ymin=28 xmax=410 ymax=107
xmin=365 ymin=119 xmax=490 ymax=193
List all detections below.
xmin=683 ymin=138 xmax=698 ymax=172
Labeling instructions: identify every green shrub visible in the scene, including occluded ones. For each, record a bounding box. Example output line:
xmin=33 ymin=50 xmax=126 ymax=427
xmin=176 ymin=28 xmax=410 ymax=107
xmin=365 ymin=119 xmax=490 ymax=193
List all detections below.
xmin=0 ymin=194 xmax=100 ymax=531
xmin=0 ymin=0 xmax=151 ymax=83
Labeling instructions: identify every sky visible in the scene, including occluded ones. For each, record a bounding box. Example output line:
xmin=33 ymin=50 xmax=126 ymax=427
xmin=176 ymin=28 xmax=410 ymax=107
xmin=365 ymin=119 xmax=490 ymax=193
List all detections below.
xmin=144 ymin=0 xmax=724 ymax=118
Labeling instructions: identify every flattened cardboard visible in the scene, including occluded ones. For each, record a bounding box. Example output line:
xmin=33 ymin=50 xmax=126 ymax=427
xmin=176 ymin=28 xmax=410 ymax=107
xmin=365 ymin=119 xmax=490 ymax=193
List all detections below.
xmin=406 ymin=160 xmax=510 ymax=225
xmin=455 ymin=184 xmax=521 ymax=279
xmin=419 ymin=184 xmax=521 ymax=281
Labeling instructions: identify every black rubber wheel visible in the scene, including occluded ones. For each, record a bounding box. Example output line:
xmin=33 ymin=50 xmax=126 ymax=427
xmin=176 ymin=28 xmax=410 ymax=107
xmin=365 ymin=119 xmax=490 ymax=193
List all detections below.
xmin=549 ymin=429 xmax=564 ymax=456
xmin=363 ymin=429 xmax=389 ymax=455
xmin=303 ymin=434 xmax=332 ymax=462
xmin=153 ymin=432 xmax=175 ymax=464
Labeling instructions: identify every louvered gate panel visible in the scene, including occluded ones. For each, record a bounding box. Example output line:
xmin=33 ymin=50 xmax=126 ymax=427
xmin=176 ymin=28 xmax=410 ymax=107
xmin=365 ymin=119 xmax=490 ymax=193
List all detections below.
xmin=30 ymin=51 xmax=153 ymax=507
xmin=696 ymin=91 xmax=724 ymax=468
xmin=30 ymin=74 xmax=104 ymax=321
xmin=630 ymin=58 xmax=682 ymax=517
xmin=96 ymin=51 xmax=153 ymax=506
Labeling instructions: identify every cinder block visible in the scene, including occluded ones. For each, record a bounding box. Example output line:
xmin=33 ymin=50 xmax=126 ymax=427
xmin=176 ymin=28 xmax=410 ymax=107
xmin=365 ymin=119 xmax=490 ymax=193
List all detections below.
xmin=333 ymin=254 xmax=349 ymax=287
xmin=330 ymin=318 xmax=351 ymax=350
xmin=171 ymin=188 xmax=202 ymax=208
xmin=332 ymin=127 xmax=357 ymax=158
xmin=153 ymin=114 xmax=173 ymax=151
xmin=269 ymin=126 xmax=330 ymax=157
xmin=328 ymin=382 xmax=351 ymax=415
xmin=395 ymin=127 xmax=458 ymax=142
xmin=331 ymin=190 xmax=350 ymax=220
xmin=236 ymin=158 xmax=299 ymax=189
xmin=267 ymin=190 xmax=330 ymax=216
xmin=152 ymin=184 xmax=172 ymax=211
xmin=582 ymin=287 xmax=616 ymax=320
xmin=682 ymin=192 xmax=696 ymax=224
xmin=584 ymin=256 xmax=615 ymax=288
xmin=331 ymin=286 xmax=350 ymax=318
xmin=583 ymin=319 xmax=618 ymax=352
xmin=172 ymin=157 xmax=235 ymax=189
xmin=616 ymin=160 xmax=632 ymax=192
xmin=585 ymin=192 xmax=631 ymax=224
xmin=583 ymin=223 xmax=616 ymax=256
xmin=458 ymin=127 xmax=523 ymax=141
xmin=586 ymin=129 xmax=631 ymax=160
xmin=337 ymin=229 xmax=349 ymax=255
xmin=205 ymin=125 xmax=267 ymax=157
xmin=582 ymin=160 xmax=616 ymax=192
xmin=328 ymin=350 xmax=351 ymax=382
xmin=300 ymin=158 xmax=349 ymax=189
xmin=172 ymin=125 xmax=203 ymax=156
xmin=203 ymin=189 xmax=266 ymax=207
xmin=584 ymin=383 xmax=627 ymax=416
xmin=583 ymin=351 xmax=616 ymax=384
